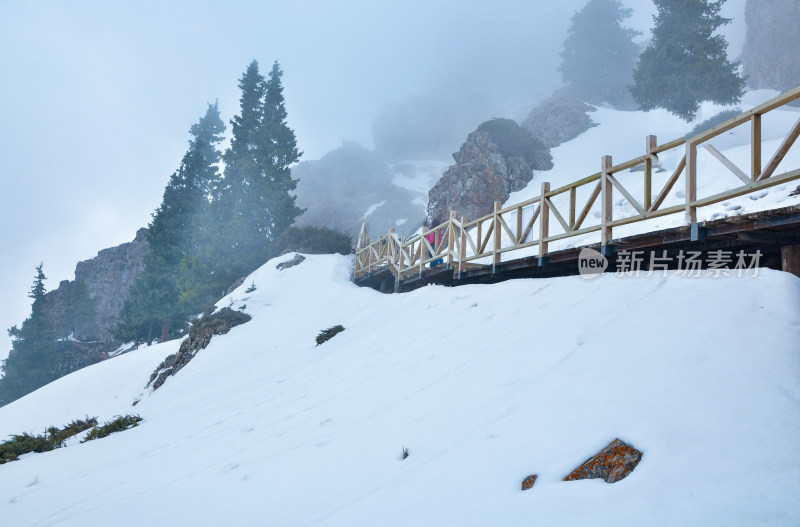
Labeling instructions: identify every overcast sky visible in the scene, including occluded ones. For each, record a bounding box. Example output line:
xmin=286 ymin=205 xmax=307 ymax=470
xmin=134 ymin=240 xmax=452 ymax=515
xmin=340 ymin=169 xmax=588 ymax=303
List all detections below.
xmin=0 ymin=0 xmax=747 ymax=361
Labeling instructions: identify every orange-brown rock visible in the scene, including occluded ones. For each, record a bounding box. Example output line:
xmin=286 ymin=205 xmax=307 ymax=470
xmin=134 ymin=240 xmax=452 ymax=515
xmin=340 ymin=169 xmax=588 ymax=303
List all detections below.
xmin=564 ymin=438 xmax=642 ymax=484
xmin=521 ymin=474 xmax=538 ymax=491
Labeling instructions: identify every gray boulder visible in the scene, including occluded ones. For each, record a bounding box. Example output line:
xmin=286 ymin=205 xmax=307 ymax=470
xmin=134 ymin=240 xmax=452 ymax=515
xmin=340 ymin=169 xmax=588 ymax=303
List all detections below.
xmin=522 ymin=98 xmax=598 ymax=149
xmin=426 ymin=120 xmax=551 ymax=227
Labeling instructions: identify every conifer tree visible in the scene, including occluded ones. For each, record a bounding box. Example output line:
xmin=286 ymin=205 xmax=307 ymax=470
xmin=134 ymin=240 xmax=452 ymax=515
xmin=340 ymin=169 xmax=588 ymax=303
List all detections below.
xmin=257 ymin=61 xmax=303 ymax=236
xmin=630 ymin=0 xmax=745 ymax=121
xmin=181 ymin=60 xmax=302 ymax=309
xmin=0 ymin=264 xmax=59 ymax=406
xmin=559 ymin=0 xmax=641 ymax=106
xmin=116 ymin=103 xmax=225 ymax=344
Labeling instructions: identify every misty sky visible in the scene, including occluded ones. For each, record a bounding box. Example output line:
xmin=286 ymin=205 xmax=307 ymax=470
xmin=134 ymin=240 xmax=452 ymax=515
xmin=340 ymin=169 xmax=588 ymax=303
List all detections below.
xmin=0 ymin=0 xmax=746 ymax=361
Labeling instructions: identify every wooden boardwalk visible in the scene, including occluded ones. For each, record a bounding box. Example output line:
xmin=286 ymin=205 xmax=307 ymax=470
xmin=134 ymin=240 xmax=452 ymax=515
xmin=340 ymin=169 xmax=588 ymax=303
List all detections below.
xmin=354 ymin=87 xmax=800 ymax=293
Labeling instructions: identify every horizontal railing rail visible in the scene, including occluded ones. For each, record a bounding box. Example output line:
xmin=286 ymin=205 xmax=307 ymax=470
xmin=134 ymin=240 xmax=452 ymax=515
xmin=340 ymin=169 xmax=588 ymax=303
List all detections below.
xmin=354 ymin=86 xmax=800 ymax=281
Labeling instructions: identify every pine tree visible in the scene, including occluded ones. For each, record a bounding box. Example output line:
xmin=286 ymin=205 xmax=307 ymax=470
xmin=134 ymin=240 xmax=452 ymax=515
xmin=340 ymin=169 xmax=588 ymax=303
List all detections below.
xmin=630 ymin=0 xmax=746 ymax=121
xmin=116 ymin=103 xmax=225 ymax=344
xmin=559 ymin=0 xmax=641 ymax=106
xmin=181 ymin=60 xmax=303 ymax=309
xmin=0 ymin=264 xmax=59 ymax=406
xmin=254 ymin=61 xmax=303 ymax=239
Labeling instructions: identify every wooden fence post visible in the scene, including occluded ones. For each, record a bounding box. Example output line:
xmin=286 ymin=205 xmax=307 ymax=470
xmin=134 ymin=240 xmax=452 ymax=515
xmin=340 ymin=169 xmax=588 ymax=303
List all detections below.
xmin=539 ymin=182 xmax=550 ymax=261
xmin=493 ymin=201 xmax=501 ymax=272
xmin=448 ymin=211 xmax=456 ymax=268
xmin=645 ymin=135 xmax=657 ymax=211
xmin=459 ymin=216 xmax=467 ymax=278
xmin=685 ymin=141 xmax=697 ymax=225
xmin=751 ymin=114 xmax=761 ymax=181
xmin=601 ymin=155 xmax=613 ymax=246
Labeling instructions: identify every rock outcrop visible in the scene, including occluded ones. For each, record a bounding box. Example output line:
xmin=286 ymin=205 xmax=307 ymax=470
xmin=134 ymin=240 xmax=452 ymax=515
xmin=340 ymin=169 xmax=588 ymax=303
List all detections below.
xmin=742 ymin=0 xmax=800 ymax=92
xmin=41 ymin=228 xmax=150 ymax=374
xmin=522 ymin=98 xmax=598 ymax=149
xmin=563 ymin=438 xmax=643 ymax=484
xmin=147 ymin=308 xmax=251 ymax=391
xmin=425 ymin=119 xmax=552 ymax=227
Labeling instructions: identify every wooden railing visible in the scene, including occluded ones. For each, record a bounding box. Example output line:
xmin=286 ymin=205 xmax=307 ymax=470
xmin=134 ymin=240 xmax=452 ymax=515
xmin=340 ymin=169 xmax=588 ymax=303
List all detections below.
xmin=354 ymin=86 xmax=800 ymax=281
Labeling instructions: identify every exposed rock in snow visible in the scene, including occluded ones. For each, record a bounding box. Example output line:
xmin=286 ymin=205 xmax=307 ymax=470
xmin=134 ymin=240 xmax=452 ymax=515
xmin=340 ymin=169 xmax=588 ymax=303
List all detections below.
xmin=276 ymin=254 xmax=306 ymax=271
xmin=521 ymin=474 xmax=538 ymax=490
xmin=563 ymin=438 xmax=643 ymax=484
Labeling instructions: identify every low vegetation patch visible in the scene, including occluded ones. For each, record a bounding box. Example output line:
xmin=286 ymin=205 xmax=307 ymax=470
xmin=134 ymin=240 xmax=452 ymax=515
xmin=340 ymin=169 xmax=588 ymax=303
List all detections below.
xmin=81 ymin=415 xmax=142 ymax=442
xmin=316 ymin=325 xmax=345 ymax=346
xmin=0 ymin=417 xmax=98 ymax=464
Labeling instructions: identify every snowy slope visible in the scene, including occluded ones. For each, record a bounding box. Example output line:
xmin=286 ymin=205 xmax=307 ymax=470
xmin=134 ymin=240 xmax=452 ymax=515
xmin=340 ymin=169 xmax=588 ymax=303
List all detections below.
xmin=1 ymin=254 xmax=799 ymax=526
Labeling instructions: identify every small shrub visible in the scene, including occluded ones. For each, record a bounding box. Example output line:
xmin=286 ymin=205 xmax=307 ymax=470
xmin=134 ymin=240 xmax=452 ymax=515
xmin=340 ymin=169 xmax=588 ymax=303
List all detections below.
xmin=245 ymin=281 xmax=257 ymax=293
xmin=47 ymin=417 xmax=98 ymax=447
xmin=81 ymin=415 xmax=143 ymax=443
xmin=0 ymin=416 xmax=97 ymax=464
xmin=316 ymin=325 xmax=345 ymax=346
xmin=685 ymin=108 xmax=742 ymax=139
xmin=401 ymin=447 xmax=409 ymax=460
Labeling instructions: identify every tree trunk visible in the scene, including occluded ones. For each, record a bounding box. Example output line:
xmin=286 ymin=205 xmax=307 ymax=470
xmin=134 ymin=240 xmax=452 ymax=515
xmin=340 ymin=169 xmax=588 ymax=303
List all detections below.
xmin=161 ymin=317 xmax=171 ymax=343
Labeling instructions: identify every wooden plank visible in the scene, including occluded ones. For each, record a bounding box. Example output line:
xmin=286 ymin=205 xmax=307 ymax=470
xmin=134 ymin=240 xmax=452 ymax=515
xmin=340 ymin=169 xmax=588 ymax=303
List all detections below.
xmin=692 ymin=167 xmax=800 ymax=207
xmin=539 ymin=184 xmax=550 ymax=258
xmin=758 ymin=115 xmax=800 ymax=181
xmin=464 ymin=228 xmax=478 ymax=256
xmin=458 ymin=216 xmax=467 ymax=276
xmin=601 ymin=156 xmax=613 ymax=245
xmin=569 ymin=187 xmax=576 ymax=229
xmin=703 ymin=143 xmax=751 ymax=184
xmin=650 ymin=155 xmax=685 ymax=212
xmin=645 ymin=135 xmax=657 ymax=211
xmin=541 ymin=224 xmax=601 ymax=243
xmin=574 ymin=181 xmax=601 ymax=230
xmin=544 ymin=196 xmax=570 ymax=232
xmin=752 ymin=114 xmax=761 ymax=181
xmin=478 ymin=221 xmax=494 ymax=254
xmin=607 ymin=173 xmax=646 ymax=215
xmin=549 ymin=172 xmax=601 ymax=196
xmin=689 ymin=86 xmax=800 ymax=144
xmin=651 ymin=137 xmax=686 ymax=155
xmin=493 ymin=201 xmax=502 ymax=268
xmin=686 ymin=143 xmax=697 ymax=224
xmin=497 ymin=212 xmax=517 ymax=243
xmin=609 ymin=153 xmax=650 ymax=174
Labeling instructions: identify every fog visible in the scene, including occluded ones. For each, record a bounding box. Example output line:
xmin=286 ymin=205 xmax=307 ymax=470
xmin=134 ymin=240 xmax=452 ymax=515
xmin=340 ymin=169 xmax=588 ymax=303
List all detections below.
xmin=0 ymin=0 xmax=746 ymax=360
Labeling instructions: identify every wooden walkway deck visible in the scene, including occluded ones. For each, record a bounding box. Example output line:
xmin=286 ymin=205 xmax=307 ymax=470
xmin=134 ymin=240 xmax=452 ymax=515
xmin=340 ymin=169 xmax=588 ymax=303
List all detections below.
xmin=354 ymin=87 xmax=800 ymax=293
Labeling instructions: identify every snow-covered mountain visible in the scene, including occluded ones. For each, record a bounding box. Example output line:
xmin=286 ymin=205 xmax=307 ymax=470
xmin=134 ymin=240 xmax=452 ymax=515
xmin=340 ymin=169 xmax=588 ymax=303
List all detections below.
xmin=2 ymin=89 xmax=799 ymax=525
xmin=1 ymin=253 xmax=798 ymax=525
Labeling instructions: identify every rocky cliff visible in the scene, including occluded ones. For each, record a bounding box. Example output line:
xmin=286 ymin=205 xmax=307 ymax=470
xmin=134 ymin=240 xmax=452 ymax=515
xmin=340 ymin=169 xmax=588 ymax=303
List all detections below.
xmin=742 ymin=0 xmax=800 ymax=92
xmin=425 ymin=119 xmax=552 ymax=227
xmin=42 ymin=228 xmax=150 ymax=374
